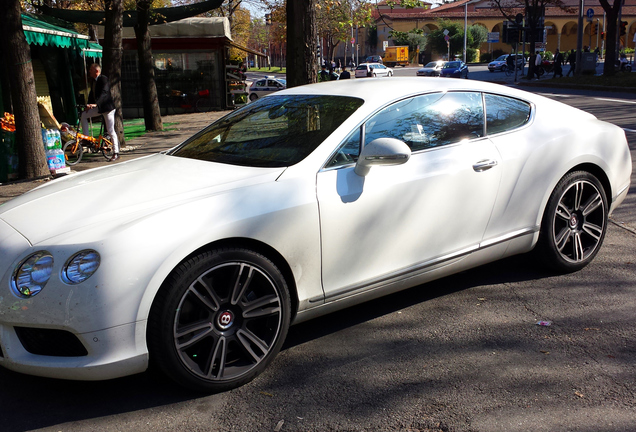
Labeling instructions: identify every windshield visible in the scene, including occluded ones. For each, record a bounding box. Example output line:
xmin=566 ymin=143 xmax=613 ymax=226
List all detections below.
xmin=424 ymin=62 xmax=438 ymax=67
xmin=444 ymin=62 xmax=460 ymax=69
xmin=495 ymin=55 xmax=507 ymax=61
xmin=169 ymin=95 xmax=364 ymax=168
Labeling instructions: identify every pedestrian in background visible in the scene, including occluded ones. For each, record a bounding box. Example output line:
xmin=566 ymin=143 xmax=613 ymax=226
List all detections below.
xmin=566 ymin=49 xmax=576 ymax=76
xmin=553 ymin=48 xmax=564 ymax=78
xmin=81 ymin=63 xmax=120 ymax=161
xmin=339 ymin=68 xmax=351 ymax=79
xmin=534 ymin=51 xmax=543 ymax=79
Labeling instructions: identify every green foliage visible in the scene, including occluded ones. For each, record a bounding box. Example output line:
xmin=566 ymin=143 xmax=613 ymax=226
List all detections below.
xmin=428 ymin=20 xmax=464 ymax=57
xmin=480 ymin=52 xmax=493 ymax=63
xmin=388 ymin=28 xmax=427 ymax=55
xmin=466 ymin=47 xmax=479 ymax=62
xmin=468 ymin=25 xmax=488 ymax=49
xmin=385 ymin=0 xmax=428 ymax=8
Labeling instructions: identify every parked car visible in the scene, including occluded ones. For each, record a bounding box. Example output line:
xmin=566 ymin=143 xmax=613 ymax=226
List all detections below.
xmin=365 ymin=55 xmax=383 ymax=64
xmin=417 ymin=60 xmax=446 ymax=76
xmin=0 ymin=78 xmax=631 ymax=393
xmin=248 ymin=76 xmax=286 ymax=101
xmin=488 ymin=54 xmax=526 ymax=72
xmin=354 ymin=63 xmax=393 ymax=78
xmin=440 ymin=61 xmax=469 ymax=78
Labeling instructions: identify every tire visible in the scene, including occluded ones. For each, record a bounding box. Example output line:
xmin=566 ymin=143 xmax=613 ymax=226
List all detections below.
xmin=388 ymin=71 xmax=393 ymax=77
xmin=171 ymin=97 xmax=186 ymax=115
xmin=101 ymin=137 xmax=115 ymax=161
xmin=62 ymin=139 xmax=83 ymax=165
xmin=537 ymin=171 xmax=608 ymax=273
xmin=148 ymin=248 xmax=291 ymax=392
xmin=501 ymin=65 xmax=507 ymax=73
xmin=195 ymin=97 xmax=212 ymax=112
xmin=249 ymin=93 xmax=258 ymax=102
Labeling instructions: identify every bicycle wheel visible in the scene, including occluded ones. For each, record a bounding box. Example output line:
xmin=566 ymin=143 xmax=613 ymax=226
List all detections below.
xmin=62 ymin=139 xmax=83 ymax=165
xmin=171 ymin=97 xmax=186 ymax=115
xmin=101 ymin=137 xmax=115 ymax=161
xmin=195 ymin=97 xmax=213 ymax=112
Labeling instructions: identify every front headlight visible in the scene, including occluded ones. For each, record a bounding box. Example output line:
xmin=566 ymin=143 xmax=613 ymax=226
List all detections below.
xmin=12 ymin=251 xmax=54 ymax=298
xmin=62 ymin=250 xmax=101 ymax=284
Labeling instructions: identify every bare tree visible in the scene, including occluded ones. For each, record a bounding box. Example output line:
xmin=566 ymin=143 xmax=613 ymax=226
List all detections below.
xmin=598 ymin=0 xmax=621 ymax=76
xmin=135 ymin=0 xmax=162 ymax=131
xmin=490 ymin=0 xmax=567 ymax=78
xmin=0 ymin=0 xmax=49 ymax=180
xmin=286 ymin=0 xmax=317 ymax=87
xmin=103 ymin=0 xmax=126 ymax=147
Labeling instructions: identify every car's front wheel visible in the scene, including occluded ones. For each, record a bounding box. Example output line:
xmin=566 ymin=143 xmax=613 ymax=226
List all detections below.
xmin=148 ymin=248 xmax=291 ymax=392
xmin=537 ymin=171 xmax=608 ymax=272
xmin=249 ymin=93 xmax=258 ymax=102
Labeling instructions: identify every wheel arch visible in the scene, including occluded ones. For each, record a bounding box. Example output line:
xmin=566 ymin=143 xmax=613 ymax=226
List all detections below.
xmin=148 ymin=237 xmax=300 ymax=326
xmin=535 ymin=162 xmax=612 ymax=241
xmin=565 ymin=162 xmax=612 ymax=204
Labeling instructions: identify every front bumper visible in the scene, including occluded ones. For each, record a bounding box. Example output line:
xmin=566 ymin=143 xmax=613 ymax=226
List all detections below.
xmin=0 ymin=320 xmax=148 ymax=380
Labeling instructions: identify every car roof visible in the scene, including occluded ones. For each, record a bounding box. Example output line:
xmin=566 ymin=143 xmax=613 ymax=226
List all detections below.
xmin=274 ymin=77 xmax=545 ymax=111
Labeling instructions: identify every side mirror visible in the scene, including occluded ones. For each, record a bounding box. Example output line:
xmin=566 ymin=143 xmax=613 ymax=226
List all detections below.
xmin=354 ymin=137 xmax=411 ymax=177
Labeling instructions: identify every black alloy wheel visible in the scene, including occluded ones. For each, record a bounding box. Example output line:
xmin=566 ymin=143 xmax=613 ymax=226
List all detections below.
xmin=148 ymin=248 xmax=291 ymax=392
xmin=537 ymin=171 xmax=608 ymax=272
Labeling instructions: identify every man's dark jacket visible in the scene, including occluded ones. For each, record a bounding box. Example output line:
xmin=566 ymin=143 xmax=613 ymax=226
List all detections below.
xmin=89 ymin=74 xmax=116 ymax=113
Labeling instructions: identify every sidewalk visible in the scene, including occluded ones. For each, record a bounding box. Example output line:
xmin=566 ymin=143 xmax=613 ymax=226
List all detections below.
xmin=0 ymin=111 xmax=230 ymax=205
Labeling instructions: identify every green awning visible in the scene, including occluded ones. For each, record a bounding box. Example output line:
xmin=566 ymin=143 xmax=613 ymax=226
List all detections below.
xmin=21 ymin=13 xmax=101 ymax=54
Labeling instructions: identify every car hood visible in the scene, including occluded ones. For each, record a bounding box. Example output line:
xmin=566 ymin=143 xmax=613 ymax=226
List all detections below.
xmin=0 ymin=154 xmax=286 ymax=244
xmin=489 ymin=61 xmax=504 ymax=65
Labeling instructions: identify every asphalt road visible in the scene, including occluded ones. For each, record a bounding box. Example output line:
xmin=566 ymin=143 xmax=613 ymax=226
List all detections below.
xmin=1 ymin=75 xmax=635 ymax=432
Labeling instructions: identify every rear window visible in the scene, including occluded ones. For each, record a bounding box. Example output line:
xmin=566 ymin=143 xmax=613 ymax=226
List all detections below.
xmin=170 ymin=95 xmax=364 ymax=168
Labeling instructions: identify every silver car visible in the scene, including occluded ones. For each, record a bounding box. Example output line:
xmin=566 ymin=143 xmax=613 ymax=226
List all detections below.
xmin=417 ymin=60 xmax=445 ymax=76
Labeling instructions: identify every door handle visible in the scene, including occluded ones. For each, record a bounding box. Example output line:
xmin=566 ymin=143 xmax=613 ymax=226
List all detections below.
xmin=473 ymin=159 xmax=498 ymax=172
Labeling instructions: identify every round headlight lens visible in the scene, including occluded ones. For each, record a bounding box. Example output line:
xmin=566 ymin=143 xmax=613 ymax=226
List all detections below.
xmin=63 ymin=250 xmax=101 ymax=284
xmin=12 ymin=252 xmax=54 ymax=298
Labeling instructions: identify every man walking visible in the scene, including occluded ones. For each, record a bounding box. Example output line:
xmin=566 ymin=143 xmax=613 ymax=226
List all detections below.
xmin=566 ymin=49 xmax=576 ymax=76
xmin=534 ymin=51 xmax=543 ymax=79
xmin=553 ymin=49 xmax=564 ymax=78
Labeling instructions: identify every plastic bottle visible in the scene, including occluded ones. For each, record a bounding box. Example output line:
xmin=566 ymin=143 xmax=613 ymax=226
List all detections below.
xmin=53 ymin=129 xmax=62 ymax=149
xmin=45 ymin=148 xmax=65 ymax=170
xmin=41 ymin=128 xmax=48 ymax=150
xmin=46 ymin=129 xmax=55 ymax=150
xmin=55 ymin=148 xmax=65 ymax=168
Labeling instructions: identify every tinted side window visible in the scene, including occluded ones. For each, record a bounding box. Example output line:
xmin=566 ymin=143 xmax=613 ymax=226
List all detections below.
xmin=485 ymin=94 xmax=531 ymax=135
xmin=364 ymin=92 xmax=484 ymax=151
xmin=326 ymin=128 xmax=361 ymax=168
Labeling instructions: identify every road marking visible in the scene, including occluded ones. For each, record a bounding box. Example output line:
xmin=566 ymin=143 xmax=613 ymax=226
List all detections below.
xmin=595 ymin=98 xmax=636 ymax=104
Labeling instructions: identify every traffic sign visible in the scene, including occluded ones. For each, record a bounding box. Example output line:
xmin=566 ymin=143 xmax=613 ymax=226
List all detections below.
xmin=444 ymin=35 xmax=450 ymax=42
xmin=586 ymin=8 xmax=594 ymax=20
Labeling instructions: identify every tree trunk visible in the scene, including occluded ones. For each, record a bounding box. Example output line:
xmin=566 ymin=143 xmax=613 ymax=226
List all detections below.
xmin=103 ymin=0 xmax=126 ymax=147
xmin=599 ymin=0 xmax=620 ymax=76
xmin=286 ymin=0 xmax=317 ymax=88
xmin=135 ymin=0 xmax=163 ymax=131
xmin=0 ymin=0 xmax=49 ymax=180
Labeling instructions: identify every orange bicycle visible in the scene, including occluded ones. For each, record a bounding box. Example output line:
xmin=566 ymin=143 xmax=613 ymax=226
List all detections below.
xmin=62 ymin=109 xmax=115 ymax=165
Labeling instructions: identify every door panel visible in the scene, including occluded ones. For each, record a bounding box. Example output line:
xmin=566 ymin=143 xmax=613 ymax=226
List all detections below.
xmin=317 ymin=140 xmax=501 ymax=295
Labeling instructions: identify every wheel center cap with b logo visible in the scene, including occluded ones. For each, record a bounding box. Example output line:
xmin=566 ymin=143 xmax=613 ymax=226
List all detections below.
xmin=569 ymin=214 xmax=578 ymax=229
xmin=217 ymin=310 xmax=235 ymax=330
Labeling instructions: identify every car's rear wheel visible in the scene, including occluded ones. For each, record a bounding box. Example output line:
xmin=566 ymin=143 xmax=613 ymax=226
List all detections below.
xmin=249 ymin=93 xmax=258 ymax=102
xmin=148 ymin=248 xmax=291 ymax=392
xmin=537 ymin=171 xmax=608 ymax=272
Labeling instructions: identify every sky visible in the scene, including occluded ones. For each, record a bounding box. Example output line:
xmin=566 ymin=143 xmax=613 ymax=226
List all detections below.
xmin=242 ymin=0 xmax=266 ymax=18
